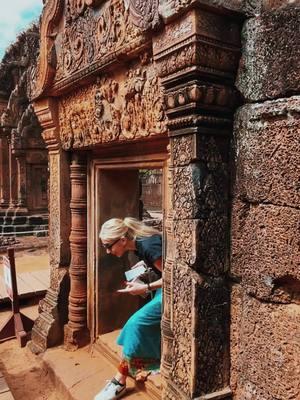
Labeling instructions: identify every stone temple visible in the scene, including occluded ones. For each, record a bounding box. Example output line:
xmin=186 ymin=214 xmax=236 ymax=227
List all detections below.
xmin=0 ymin=24 xmax=48 ymax=238
xmin=1 ymin=1 xmax=299 ymax=399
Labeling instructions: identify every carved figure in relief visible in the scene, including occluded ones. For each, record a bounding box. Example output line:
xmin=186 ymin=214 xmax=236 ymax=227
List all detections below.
xmin=59 ymin=66 xmax=167 ymax=148
xmin=124 ymin=0 xmax=160 ymax=31
xmin=95 ymin=217 xmax=163 ymax=400
xmin=95 ymin=77 xmax=121 ymax=142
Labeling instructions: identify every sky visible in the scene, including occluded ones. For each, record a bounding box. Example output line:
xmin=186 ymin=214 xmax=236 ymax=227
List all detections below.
xmin=0 ymin=0 xmax=43 ymax=61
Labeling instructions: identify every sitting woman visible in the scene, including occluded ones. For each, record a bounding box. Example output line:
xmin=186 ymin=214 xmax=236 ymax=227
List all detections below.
xmin=94 ymin=217 xmax=162 ymax=400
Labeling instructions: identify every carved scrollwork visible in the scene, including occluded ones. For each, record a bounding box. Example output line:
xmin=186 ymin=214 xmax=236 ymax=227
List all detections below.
xmin=66 ymin=0 xmax=104 ymax=21
xmin=55 ymin=0 xmax=143 ymax=83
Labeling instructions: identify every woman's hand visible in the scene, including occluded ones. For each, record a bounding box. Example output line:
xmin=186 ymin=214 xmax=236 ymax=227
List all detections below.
xmin=117 ymin=280 xmax=148 ymax=296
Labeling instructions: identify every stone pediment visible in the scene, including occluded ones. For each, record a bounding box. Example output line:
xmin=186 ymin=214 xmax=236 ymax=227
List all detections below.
xmin=32 ymin=0 xmax=162 ymax=98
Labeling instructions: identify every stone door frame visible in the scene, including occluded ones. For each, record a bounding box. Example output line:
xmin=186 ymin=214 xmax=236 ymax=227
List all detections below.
xmin=88 ymin=150 xmax=169 ymax=343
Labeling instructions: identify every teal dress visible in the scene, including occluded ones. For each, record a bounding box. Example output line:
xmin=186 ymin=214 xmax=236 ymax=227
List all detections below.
xmin=117 ymin=235 xmax=162 ymax=376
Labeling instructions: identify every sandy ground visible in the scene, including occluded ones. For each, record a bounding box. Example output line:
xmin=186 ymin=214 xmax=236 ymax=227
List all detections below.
xmin=0 ymin=300 xmax=61 ymax=400
xmin=0 ymin=339 xmax=61 ymax=400
xmin=0 ymin=236 xmax=55 ymax=399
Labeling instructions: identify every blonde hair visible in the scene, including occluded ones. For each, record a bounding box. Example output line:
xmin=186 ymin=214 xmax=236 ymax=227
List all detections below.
xmin=99 ymin=217 xmax=160 ymax=242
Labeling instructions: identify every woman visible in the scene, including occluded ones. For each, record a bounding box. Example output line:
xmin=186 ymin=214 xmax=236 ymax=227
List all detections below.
xmin=94 ymin=217 xmax=163 ymax=400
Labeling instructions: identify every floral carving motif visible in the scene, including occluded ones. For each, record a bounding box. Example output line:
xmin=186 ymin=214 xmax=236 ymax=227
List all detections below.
xmin=66 ymin=0 xmax=104 ymax=21
xmin=56 ymin=0 xmax=143 ymax=82
xmin=59 ymin=66 xmax=167 ymax=149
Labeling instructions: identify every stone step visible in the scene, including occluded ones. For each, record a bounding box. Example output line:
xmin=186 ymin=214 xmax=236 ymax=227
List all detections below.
xmin=0 ymin=215 xmax=48 ymax=226
xmin=96 ymin=331 xmax=161 ymax=400
xmin=42 ymin=345 xmax=153 ymax=400
xmin=0 ymin=229 xmax=48 ymax=237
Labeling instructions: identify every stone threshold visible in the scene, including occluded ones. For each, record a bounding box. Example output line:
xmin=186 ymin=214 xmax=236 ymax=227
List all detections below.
xmin=95 ymin=330 xmax=161 ymax=400
xmin=41 ymin=344 xmax=155 ymax=400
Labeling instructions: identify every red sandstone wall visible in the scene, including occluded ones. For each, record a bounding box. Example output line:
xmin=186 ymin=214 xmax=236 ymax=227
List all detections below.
xmin=231 ymin=3 xmax=300 ymax=399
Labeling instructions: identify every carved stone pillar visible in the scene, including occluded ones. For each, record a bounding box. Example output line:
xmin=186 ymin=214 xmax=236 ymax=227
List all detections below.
xmin=0 ymin=136 xmax=10 ymax=208
xmin=29 ymin=98 xmax=71 ymax=354
xmin=64 ymin=153 xmax=89 ymax=350
xmin=15 ymin=152 xmax=27 ymax=210
xmin=154 ymin=6 xmax=241 ymax=400
xmin=161 ymin=148 xmax=175 ymax=380
xmin=8 ymin=139 xmax=18 ymax=209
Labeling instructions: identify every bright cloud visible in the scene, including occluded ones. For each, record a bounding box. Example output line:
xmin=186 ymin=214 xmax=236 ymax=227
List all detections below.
xmin=0 ymin=0 xmax=43 ymax=61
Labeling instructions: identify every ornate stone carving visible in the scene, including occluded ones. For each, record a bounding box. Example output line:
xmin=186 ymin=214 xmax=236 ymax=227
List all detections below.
xmin=156 ymin=40 xmax=239 ymax=79
xmin=193 ymin=279 xmax=230 ymax=395
xmin=159 ymin=7 xmax=240 ymax=398
xmin=154 ymin=8 xmax=240 ymax=83
xmin=165 ymin=82 xmax=237 ymax=112
xmin=31 ymin=0 xmax=64 ymax=99
xmin=125 ymin=0 xmax=160 ymax=31
xmin=59 ymin=65 xmax=167 ymax=149
xmin=54 ymin=0 xmax=145 ymax=86
xmin=171 ymin=261 xmax=193 ymax=395
xmin=29 ymin=276 xmax=69 ymax=354
xmin=158 ymin=0 xmax=196 ymax=19
xmin=65 ymin=0 xmax=104 ymax=21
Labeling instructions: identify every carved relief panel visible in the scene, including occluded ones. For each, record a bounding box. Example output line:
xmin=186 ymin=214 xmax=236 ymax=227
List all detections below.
xmin=58 ymin=63 xmax=167 ymax=149
xmin=55 ymin=0 xmax=146 ymax=84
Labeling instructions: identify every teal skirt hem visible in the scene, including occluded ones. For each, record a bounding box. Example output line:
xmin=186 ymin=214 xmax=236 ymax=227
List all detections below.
xmin=117 ymin=289 xmax=162 ymax=374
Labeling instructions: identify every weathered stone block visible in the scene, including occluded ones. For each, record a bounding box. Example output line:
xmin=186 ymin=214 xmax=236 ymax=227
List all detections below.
xmin=233 ymin=96 xmax=300 ymax=208
xmin=237 ymin=8 xmax=300 ymax=101
xmin=261 ymin=0 xmax=300 ymax=12
xmin=231 ymin=201 xmax=300 ymax=300
xmin=230 ymin=284 xmax=243 ymax=394
xmin=231 ymin=292 xmax=300 ymax=400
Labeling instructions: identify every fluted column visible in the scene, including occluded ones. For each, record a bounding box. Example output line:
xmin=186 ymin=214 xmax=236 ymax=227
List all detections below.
xmin=64 ymin=152 xmax=89 ymax=350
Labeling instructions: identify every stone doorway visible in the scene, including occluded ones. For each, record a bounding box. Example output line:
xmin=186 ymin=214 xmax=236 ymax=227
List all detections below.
xmin=88 ymin=154 xmax=167 ymax=349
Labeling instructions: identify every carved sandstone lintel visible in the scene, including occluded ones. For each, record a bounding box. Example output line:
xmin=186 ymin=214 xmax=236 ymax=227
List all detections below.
xmin=58 ymin=64 xmax=167 ymax=149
